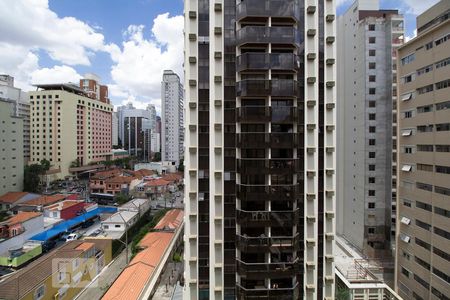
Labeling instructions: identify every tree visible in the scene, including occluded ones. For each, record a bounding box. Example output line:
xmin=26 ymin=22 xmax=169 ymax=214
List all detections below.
xmin=114 ymin=193 xmax=129 ymax=205
xmin=335 ymin=286 xmax=350 ymax=300
xmin=40 ymin=159 xmax=50 ymax=172
xmin=177 ymin=159 xmax=184 ymax=172
xmin=70 ymin=159 xmax=81 ymax=168
xmin=153 ymin=152 xmax=161 ymax=162
xmin=24 ymin=164 xmax=43 ymax=193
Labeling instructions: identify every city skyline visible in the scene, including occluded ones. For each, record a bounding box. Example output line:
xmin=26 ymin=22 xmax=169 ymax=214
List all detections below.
xmin=0 ymin=0 xmax=437 ymax=112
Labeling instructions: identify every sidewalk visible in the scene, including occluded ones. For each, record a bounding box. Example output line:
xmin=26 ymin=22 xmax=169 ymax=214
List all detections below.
xmin=151 ymin=261 xmax=183 ymax=299
xmin=75 ymin=248 xmax=131 ymax=300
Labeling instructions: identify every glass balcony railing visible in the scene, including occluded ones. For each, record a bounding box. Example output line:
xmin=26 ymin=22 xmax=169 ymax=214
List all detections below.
xmin=237 ymin=158 xmax=302 ymax=175
xmin=237 ymin=184 xmax=300 ymax=202
xmin=236 ymin=0 xmax=300 ymax=21
xmin=236 ymin=53 xmax=300 ymax=72
xmin=236 ymin=105 xmax=298 ymax=123
xmin=236 ymin=233 xmax=302 ymax=252
xmin=236 ymin=79 xmax=299 ymax=97
xmin=236 ymin=259 xmax=303 ymax=279
xmin=236 ymin=133 xmax=300 ymax=148
xmin=236 ymin=282 xmax=299 ymax=300
xmin=236 ymin=26 xmax=299 ymax=46
xmin=236 ymin=208 xmax=300 ymax=227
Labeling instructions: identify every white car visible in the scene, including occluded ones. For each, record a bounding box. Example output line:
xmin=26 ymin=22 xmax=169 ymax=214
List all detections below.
xmin=65 ymin=233 xmax=80 ymax=242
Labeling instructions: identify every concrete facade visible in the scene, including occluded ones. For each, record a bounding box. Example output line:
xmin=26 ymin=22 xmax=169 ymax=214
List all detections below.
xmin=395 ymin=1 xmax=450 ymax=299
xmin=0 ymin=75 xmax=30 ymax=163
xmin=337 ymin=0 xmax=404 ymax=257
xmin=0 ymin=99 xmax=24 ymax=194
xmin=29 ymin=83 xmax=113 ymax=180
xmin=112 ymin=112 xmax=119 ymax=147
xmin=161 ymin=70 xmax=184 ymax=166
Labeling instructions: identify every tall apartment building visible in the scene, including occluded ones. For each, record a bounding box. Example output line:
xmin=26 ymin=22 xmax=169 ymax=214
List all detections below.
xmin=337 ymin=0 xmax=404 ymax=257
xmin=117 ymin=103 xmax=154 ymax=160
xmin=0 ymin=75 xmax=30 ymax=162
xmin=395 ymin=1 xmax=450 ymax=299
xmin=29 ymin=80 xmax=113 ymax=180
xmin=161 ymin=70 xmax=184 ymax=166
xmin=183 ymin=0 xmax=336 ymax=299
xmin=0 ymin=99 xmax=24 ymax=194
xmin=112 ymin=111 xmax=119 ymax=147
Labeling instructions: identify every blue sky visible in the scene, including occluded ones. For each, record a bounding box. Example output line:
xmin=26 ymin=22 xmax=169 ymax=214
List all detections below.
xmin=0 ymin=0 xmax=439 ymax=112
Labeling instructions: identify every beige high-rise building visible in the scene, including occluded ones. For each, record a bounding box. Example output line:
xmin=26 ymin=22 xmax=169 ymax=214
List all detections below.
xmin=396 ymin=1 xmax=450 ymax=299
xmin=29 ymin=82 xmax=113 ymax=180
xmin=0 ymin=99 xmax=24 ymax=194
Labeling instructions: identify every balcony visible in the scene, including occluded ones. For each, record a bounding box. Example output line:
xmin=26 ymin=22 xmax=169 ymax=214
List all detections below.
xmin=236 ymin=283 xmax=299 ymax=300
xmin=236 ymin=26 xmax=299 ymax=46
xmin=236 ymin=208 xmax=300 ymax=227
xmin=237 ymin=158 xmax=302 ymax=175
xmin=236 ymin=0 xmax=300 ymax=22
xmin=237 ymin=106 xmax=271 ymax=123
xmin=237 ymin=259 xmax=302 ymax=280
xmin=237 ymin=79 xmax=299 ymax=98
xmin=236 ymin=105 xmax=298 ymax=123
xmin=237 ymin=184 xmax=300 ymax=202
xmin=236 ymin=233 xmax=302 ymax=252
xmin=236 ymin=53 xmax=299 ymax=72
xmin=236 ymin=133 xmax=300 ymax=148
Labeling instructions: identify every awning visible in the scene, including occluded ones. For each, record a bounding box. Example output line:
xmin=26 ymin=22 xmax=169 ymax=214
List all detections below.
xmin=402 ymin=129 xmax=412 ymax=136
xmin=401 ymin=216 xmax=411 ymax=225
xmin=401 ymin=92 xmax=412 ymax=101
xmin=402 ymin=165 xmax=412 ymax=172
xmin=400 ymin=233 xmax=410 ymax=243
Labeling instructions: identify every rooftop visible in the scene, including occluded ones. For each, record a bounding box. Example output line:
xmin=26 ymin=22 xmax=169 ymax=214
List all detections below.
xmin=161 ymin=173 xmax=182 ymax=183
xmin=91 ymin=169 xmax=122 ymax=180
xmin=45 ymin=200 xmax=84 ymax=211
xmin=145 ymin=178 xmax=170 ymax=187
xmin=33 ymin=83 xmax=87 ymax=95
xmin=1 ymin=212 xmax=42 ymax=226
xmin=154 ymin=209 xmax=183 ymax=231
xmin=0 ymin=239 xmax=110 ymax=300
xmin=102 ymin=210 xmax=137 ymax=224
xmin=105 ymin=176 xmax=135 ymax=185
xmin=23 ymin=194 xmax=66 ymax=206
xmin=101 ymin=232 xmax=174 ymax=300
xmin=119 ymin=198 xmax=148 ymax=211
xmin=0 ymin=192 xmax=30 ymax=204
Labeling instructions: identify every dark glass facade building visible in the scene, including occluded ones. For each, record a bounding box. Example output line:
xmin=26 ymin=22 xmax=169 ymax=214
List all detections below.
xmin=184 ymin=1 xmax=336 ymax=299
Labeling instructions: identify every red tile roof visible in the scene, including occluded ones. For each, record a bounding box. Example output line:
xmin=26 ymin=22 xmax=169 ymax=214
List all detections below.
xmin=154 ymin=209 xmax=183 ymax=231
xmin=0 ymin=192 xmax=29 ymax=203
xmin=24 ymin=194 xmax=66 ymax=206
xmin=91 ymin=169 xmax=122 ymax=180
xmin=162 ymin=173 xmax=182 ymax=183
xmin=144 ymin=178 xmax=170 ymax=187
xmin=133 ymin=169 xmax=155 ymax=178
xmin=46 ymin=200 xmax=84 ymax=211
xmin=101 ymin=232 xmax=173 ymax=300
xmin=105 ymin=176 xmax=135 ymax=185
xmin=5 ymin=212 xmax=42 ymax=226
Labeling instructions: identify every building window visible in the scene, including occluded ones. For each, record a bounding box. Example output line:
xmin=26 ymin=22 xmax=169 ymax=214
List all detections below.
xmin=436 ymin=79 xmax=450 ymax=90
xmin=404 ymin=111 xmax=413 ymax=118
xmin=368 ymin=202 xmax=375 ymax=209
xmin=417 ymin=145 xmax=433 ymax=152
xmin=368 ymin=164 xmax=376 ymax=171
xmin=368 ymin=100 xmax=376 ymax=107
xmin=368 ymin=24 xmax=375 ymax=31
xmin=425 ymin=41 xmax=433 ymax=50
xmin=402 ymin=199 xmax=412 ymax=207
xmin=415 ymin=237 xmax=431 ymax=251
xmin=369 ymin=49 xmax=376 ymax=56
xmin=417 ymin=64 xmax=433 ymax=76
xmin=369 ymin=37 xmax=376 ymax=43
xmin=435 ymin=57 xmax=450 ymax=69
xmin=417 ymin=125 xmax=433 ymax=132
xmin=414 ymin=274 xmax=430 ymax=289
xmin=369 ymin=62 xmax=376 ymax=69
xmin=401 ymin=53 xmax=415 ymax=65
xmin=34 ymin=285 xmax=45 ymax=300
xmin=369 ymin=88 xmax=376 ymax=95
xmin=417 ymin=84 xmax=433 ymax=94
xmin=415 ymin=219 xmax=431 ymax=231
xmin=369 ymin=139 xmax=376 ymax=145
xmin=401 ymin=267 xmax=410 ymax=278
xmin=416 ymin=200 xmax=432 ymax=211
xmin=368 ymin=75 xmax=376 ymax=82
xmin=368 ymin=152 xmax=376 ymax=158
xmin=417 ymin=163 xmax=433 ymax=172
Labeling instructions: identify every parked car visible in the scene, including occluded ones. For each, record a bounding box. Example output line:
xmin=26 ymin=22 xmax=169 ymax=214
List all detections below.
xmin=42 ymin=240 xmax=57 ymax=252
xmin=81 ymin=220 xmax=94 ymax=228
xmin=65 ymin=233 xmax=80 ymax=242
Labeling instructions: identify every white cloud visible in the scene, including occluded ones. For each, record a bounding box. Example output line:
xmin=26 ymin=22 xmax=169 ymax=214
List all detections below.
xmin=405 ymin=29 xmax=417 ymax=42
xmin=400 ymin=0 xmax=439 ymax=15
xmin=30 ymin=65 xmax=82 ymax=85
xmin=108 ymin=13 xmax=184 ymax=108
xmin=0 ymin=0 xmax=109 ymax=66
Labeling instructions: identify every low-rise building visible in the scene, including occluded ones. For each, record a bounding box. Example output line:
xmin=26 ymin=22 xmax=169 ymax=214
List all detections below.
xmin=0 ymin=239 xmax=112 ymax=300
xmin=118 ymin=198 xmax=151 ymax=216
xmin=0 ymin=212 xmax=44 ymax=255
xmin=89 ymin=169 xmax=122 ymax=193
xmin=102 ymin=209 xmax=183 ymax=300
xmin=0 ymin=192 xmax=40 ymax=211
xmin=105 ymin=176 xmax=138 ymax=195
xmin=335 ymin=235 xmax=402 ymax=300
xmin=101 ymin=210 xmax=139 ymax=234
xmin=11 ymin=194 xmax=66 ymax=213
xmin=44 ymin=200 xmax=86 ymax=220
xmin=0 ymin=241 xmax=42 ymax=268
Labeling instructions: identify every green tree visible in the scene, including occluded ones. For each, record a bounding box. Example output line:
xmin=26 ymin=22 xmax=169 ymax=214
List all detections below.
xmin=336 ymin=286 xmax=350 ymax=300
xmin=70 ymin=159 xmax=81 ymax=168
xmin=40 ymin=159 xmax=50 ymax=172
xmin=153 ymin=152 xmax=161 ymax=162
xmin=178 ymin=159 xmax=184 ymax=172
xmin=114 ymin=193 xmax=129 ymax=205
xmin=24 ymin=164 xmax=43 ymax=193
